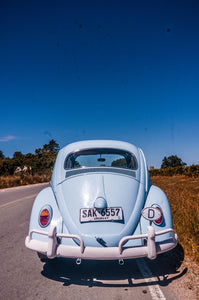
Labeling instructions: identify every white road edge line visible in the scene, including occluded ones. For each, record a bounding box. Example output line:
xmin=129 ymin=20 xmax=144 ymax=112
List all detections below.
xmin=0 ymin=182 xmax=48 ymax=192
xmin=136 ymin=258 xmax=166 ymax=300
xmin=0 ymin=194 xmax=37 ymax=209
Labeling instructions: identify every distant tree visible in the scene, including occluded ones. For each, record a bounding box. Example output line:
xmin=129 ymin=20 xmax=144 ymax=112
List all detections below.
xmin=43 ymin=140 xmax=59 ymax=170
xmin=43 ymin=139 xmax=60 ymax=153
xmin=13 ymin=151 xmax=24 ymax=160
xmin=24 ymin=153 xmax=36 ymax=174
xmin=0 ymin=158 xmax=15 ymax=175
xmin=161 ymin=155 xmax=186 ymax=168
xmin=12 ymin=151 xmax=24 ymax=168
xmin=111 ymin=158 xmax=127 ymax=168
xmin=0 ymin=150 xmax=5 ymax=159
xmin=35 ymin=148 xmax=42 ymax=158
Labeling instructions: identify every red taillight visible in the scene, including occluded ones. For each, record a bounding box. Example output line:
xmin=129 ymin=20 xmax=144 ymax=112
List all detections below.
xmin=39 ymin=206 xmax=52 ymax=227
xmin=153 ymin=206 xmax=163 ymax=225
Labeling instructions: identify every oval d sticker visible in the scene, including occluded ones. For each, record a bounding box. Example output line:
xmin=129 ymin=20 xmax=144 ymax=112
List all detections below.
xmin=141 ymin=207 xmax=161 ymax=221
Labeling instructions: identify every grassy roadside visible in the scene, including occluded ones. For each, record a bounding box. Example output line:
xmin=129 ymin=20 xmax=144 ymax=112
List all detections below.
xmin=0 ymin=174 xmax=51 ymax=189
xmin=151 ymin=176 xmax=199 ymax=264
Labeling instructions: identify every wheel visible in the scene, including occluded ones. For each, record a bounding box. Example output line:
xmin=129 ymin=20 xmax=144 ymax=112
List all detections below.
xmin=37 ymin=252 xmax=47 ymax=262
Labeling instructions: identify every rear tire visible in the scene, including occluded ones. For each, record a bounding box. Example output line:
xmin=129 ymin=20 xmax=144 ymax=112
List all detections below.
xmin=37 ymin=252 xmax=47 ymax=262
xmin=37 ymin=252 xmax=58 ymax=265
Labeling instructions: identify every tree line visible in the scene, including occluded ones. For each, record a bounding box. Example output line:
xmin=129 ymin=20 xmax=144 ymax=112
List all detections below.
xmin=0 ymin=139 xmax=59 ymax=176
xmin=1 ymin=143 xmax=199 ymax=178
xmin=150 ymin=155 xmax=199 ymax=178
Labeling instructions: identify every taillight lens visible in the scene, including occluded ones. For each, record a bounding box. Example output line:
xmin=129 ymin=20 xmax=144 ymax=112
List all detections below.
xmin=153 ymin=206 xmax=163 ymax=225
xmin=39 ymin=206 xmax=52 ymax=227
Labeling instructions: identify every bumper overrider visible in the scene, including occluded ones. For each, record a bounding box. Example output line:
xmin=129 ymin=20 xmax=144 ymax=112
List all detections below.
xmin=25 ymin=225 xmax=177 ymax=260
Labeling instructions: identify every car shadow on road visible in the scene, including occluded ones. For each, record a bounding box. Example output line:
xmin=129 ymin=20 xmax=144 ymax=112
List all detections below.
xmin=41 ymin=243 xmax=187 ymax=288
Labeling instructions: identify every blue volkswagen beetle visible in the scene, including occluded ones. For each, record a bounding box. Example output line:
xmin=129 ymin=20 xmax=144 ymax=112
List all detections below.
xmin=25 ymin=140 xmax=177 ymax=264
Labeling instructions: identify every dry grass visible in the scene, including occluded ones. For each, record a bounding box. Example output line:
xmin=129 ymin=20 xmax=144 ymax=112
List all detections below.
xmin=0 ymin=174 xmax=51 ymax=189
xmin=151 ymin=176 xmax=199 ymax=264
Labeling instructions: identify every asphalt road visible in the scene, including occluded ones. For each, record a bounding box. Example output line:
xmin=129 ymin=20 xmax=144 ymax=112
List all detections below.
xmin=0 ymin=184 xmax=185 ymax=300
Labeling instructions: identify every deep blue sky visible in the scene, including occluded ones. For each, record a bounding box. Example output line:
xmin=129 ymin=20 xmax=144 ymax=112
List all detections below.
xmin=1 ymin=0 xmax=199 ymax=168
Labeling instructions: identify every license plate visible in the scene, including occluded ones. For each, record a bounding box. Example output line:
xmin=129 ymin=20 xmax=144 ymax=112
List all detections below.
xmin=80 ymin=207 xmax=123 ymax=222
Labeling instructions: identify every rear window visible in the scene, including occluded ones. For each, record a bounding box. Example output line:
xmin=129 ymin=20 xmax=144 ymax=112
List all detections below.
xmin=65 ymin=148 xmax=137 ymax=170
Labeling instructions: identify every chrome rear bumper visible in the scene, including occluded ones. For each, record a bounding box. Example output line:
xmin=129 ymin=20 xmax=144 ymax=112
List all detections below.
xmin=25 ymin=225 xmax=177 ymax=260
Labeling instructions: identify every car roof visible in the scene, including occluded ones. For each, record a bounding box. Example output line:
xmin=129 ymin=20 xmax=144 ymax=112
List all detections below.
xmin=59 ymin=140 xmax=140 ymax=156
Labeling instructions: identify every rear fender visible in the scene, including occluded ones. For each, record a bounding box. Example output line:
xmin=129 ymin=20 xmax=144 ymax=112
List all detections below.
xmin=141 ymin=185 xmax=173 ymax=242
xmin=29 ymin=186 xmax=63 ymax=242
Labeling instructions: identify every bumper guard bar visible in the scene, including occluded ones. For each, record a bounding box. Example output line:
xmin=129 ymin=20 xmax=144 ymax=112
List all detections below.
xmin=25 ymin=225 xmax=177 ymax=260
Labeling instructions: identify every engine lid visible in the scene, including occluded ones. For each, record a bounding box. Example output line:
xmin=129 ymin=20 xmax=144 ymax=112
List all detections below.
xmin=55 ymin=171 xmax=145 ymax=247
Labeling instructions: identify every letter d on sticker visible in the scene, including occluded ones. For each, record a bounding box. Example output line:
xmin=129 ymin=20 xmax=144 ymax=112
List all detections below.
xmin=141 ymin=207 xmax=161 ymax=221
xmin=148 ymin=208 xmax=155 ymax=219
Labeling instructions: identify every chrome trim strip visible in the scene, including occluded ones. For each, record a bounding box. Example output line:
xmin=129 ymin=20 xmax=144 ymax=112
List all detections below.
xmin=65 ymin=167 xmax=136 ymax=178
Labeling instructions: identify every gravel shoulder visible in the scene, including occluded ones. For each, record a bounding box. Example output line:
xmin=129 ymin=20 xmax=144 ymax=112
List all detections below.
xmin=151 ymin=244 xmax=199 ymax=300
xmin=169 ymin=257 xmax=199 ymax=300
